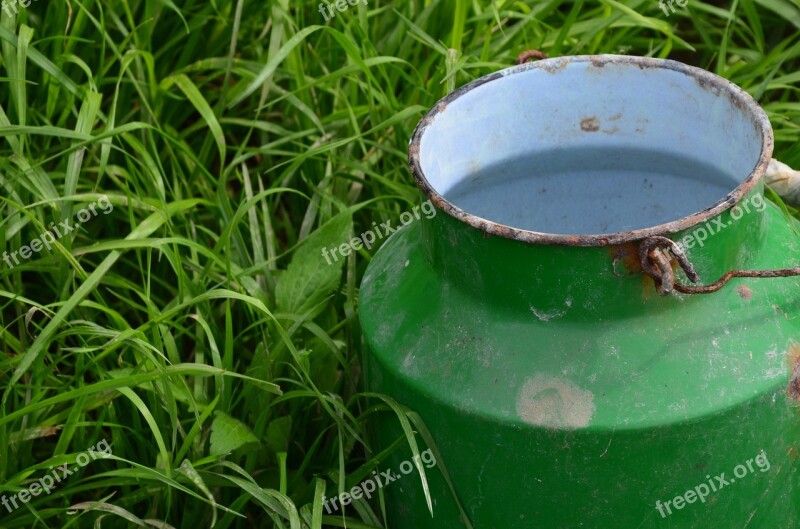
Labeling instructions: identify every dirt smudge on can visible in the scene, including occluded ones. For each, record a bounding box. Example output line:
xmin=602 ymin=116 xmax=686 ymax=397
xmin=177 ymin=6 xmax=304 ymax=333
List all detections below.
xmin=516 ymin=374 xmax=595 ymax=428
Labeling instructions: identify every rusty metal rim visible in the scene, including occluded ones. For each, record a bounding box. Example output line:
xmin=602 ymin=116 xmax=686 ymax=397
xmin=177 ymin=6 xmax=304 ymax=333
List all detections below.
xmin=407 ymin=54 xmax=774 ymax=247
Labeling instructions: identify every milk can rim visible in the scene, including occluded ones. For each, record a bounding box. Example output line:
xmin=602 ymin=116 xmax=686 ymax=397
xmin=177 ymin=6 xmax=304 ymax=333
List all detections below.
xmin=407 ymin=54 xmax=774 ymax=247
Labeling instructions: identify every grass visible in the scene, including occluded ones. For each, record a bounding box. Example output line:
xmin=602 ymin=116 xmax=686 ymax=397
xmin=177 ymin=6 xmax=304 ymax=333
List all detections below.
xmin=0 ymin=0 xmax=799 ymax=527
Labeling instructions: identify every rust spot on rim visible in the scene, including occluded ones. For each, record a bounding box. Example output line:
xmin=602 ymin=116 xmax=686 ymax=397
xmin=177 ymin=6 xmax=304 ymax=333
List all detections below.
xmin=590 ymin=56 xmax=607 ymax=68
xmin=540 ymin=58 xmax=569 ymax=74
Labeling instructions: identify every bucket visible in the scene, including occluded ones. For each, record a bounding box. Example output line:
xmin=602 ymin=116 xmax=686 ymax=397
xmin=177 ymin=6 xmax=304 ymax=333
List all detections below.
xmin=359 ymin=55 xmax=800 ymax=528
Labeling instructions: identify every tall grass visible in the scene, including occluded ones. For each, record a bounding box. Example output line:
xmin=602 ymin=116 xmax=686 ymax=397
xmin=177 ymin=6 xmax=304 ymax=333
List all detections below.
xmin=0 ymin=0 xmax=798 ymax=527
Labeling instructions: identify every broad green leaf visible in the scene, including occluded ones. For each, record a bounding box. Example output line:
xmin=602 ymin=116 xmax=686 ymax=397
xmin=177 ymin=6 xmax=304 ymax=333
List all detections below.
xmin=210 ymin=412 xmax=259 ymax=456
xmin=275 ymin=210 xmax=352 ymax=315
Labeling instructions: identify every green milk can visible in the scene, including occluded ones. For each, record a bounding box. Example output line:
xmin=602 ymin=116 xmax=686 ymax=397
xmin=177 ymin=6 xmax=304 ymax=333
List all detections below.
xmin=358 ymin=55 xmax=800 ymax=528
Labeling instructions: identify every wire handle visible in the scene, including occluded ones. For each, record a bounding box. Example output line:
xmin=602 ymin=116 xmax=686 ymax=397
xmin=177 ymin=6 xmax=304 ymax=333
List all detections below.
xmin=639 ymin=236 xmax=800 ymax=295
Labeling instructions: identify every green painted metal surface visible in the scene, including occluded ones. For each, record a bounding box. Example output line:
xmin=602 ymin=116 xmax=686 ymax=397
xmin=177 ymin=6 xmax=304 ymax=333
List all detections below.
xmin=358 ymin=56 xmax=800 ymax=528
xmin=361 ymin=201 xmax=800 ymax=527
